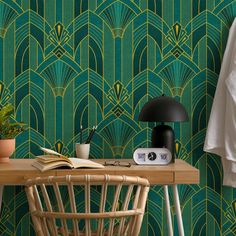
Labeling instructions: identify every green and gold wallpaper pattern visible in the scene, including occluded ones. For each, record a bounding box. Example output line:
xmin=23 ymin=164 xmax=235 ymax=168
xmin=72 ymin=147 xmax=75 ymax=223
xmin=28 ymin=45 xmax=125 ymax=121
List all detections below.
xmin=0 ymin=0 xmax=236 ymax=235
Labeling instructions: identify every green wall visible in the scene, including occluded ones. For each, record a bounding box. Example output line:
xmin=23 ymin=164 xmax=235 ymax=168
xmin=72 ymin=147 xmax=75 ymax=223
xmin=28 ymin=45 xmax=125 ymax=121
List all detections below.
xmin=0 ymin=0 xmax=236 ymax=235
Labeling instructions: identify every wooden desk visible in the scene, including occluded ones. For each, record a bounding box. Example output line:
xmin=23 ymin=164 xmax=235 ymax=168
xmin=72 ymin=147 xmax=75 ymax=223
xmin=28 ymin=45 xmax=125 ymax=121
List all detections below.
xmin=0 ymin=159 xmax=199 ymax=236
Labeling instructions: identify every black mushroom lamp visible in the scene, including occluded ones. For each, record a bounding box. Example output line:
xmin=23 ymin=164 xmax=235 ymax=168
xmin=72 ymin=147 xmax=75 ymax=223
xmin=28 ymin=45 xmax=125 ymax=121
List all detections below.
xmin=138 ymin=95 xmax=189 ymax=162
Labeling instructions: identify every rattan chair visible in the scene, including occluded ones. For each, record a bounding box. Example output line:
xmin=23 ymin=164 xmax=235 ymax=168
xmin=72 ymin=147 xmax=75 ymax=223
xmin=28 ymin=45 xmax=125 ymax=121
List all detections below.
xmin=25 ymin=175 xmax=150 ymax=236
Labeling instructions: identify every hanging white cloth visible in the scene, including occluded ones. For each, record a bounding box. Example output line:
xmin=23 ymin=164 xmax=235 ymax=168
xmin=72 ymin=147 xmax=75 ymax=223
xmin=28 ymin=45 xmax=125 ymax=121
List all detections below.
xmin=204 ymin=18 xmax=236 ymax=187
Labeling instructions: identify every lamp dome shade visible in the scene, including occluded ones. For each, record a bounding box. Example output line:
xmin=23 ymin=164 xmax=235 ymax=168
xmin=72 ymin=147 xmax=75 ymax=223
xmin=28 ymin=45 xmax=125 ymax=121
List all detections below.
xmin=138 ymin=95 xmax=189 ymax=122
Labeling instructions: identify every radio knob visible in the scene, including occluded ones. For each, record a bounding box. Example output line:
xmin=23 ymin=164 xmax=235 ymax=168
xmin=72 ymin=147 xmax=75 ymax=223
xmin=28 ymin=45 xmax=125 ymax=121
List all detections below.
xmin=148 ymin=152 xmax=157 ymax=161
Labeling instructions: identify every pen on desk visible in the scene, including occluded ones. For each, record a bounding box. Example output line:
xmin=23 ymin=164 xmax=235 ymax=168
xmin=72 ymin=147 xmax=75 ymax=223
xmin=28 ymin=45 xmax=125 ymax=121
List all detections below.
xmin=80 ymin=125 xmax=83 ymax=144
xmin=85 ymin=126 xmax=95 ymax=144
xmin=86 ymin=126 xmax=97 ymax=144
xmin=89 ymin=125 xmax=97 ymax=143
xmin=88 ymin=126 xmax=97 ymax=143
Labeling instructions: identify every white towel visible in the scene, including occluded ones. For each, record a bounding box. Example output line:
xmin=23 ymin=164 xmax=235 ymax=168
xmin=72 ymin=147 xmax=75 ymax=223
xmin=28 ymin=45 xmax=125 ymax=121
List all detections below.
xmin=204 ymin=18 xmax=236 ymax=187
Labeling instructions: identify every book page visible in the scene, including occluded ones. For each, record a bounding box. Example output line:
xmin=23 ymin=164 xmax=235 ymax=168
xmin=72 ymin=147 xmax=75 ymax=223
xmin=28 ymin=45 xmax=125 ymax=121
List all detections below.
xmin=33 ymin=147 xmax=104 ymax=171
xmin=69 ymin=158 xmax=104 ymax=169
xmin=32 ymin=160 xmax=73 ymax=172
xmin=40 ymin=147 xmax=65 ymax=157
xmin=36 ymin=155 xmax=72 ymax=165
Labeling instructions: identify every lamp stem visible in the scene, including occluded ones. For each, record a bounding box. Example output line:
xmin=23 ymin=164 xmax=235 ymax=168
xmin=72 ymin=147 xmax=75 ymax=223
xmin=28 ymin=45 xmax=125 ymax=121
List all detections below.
xmin=151 ymin=124 xmax=175 ymax=163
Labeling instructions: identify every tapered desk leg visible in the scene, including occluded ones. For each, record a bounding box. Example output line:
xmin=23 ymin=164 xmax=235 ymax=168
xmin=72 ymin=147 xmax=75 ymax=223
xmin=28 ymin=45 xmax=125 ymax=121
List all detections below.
xmin=163 ymin=185 xmax=173 ymax=236
xmin=0 ymin=185 xmax=4 ymax=213
xmin=173 ymin=184 xmax=184 ymax=236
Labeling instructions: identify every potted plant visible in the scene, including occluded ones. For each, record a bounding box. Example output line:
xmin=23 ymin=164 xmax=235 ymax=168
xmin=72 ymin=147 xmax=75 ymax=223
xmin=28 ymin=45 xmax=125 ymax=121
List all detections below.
xmin=0 ymin=104 xmax=25 ymax=163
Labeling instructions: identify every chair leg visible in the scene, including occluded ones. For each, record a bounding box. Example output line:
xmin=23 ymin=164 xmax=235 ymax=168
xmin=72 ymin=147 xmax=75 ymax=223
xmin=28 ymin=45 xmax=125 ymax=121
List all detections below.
xmin=0 ymin=185 xmax=4 ymax=214
xmin=163 ymin=185 xmax=173 ymax=236
xmin=173 ymin=184 xmax=184 ymax=236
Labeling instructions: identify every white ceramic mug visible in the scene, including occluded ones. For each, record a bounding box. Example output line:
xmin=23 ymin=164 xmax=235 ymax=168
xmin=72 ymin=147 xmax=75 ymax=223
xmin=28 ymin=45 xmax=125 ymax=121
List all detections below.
xmin=76 ymin=143 xmax=90 ymax=159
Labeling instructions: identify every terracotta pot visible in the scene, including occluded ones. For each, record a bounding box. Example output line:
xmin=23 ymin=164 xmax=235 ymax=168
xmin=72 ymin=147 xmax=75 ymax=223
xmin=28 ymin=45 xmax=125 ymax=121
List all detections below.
xmin=0 ymin=139 xmax=15 ymax=163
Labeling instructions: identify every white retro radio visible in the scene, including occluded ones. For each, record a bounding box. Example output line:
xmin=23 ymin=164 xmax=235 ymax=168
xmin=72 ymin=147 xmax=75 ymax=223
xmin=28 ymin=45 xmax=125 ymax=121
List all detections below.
xmin=133 ymin=148 xmax=172 ymax=165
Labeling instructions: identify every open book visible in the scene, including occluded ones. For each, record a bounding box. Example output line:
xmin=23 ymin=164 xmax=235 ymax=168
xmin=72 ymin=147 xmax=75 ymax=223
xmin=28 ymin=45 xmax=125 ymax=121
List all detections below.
xmin=32 ymin=147 xmax=104 ymax=172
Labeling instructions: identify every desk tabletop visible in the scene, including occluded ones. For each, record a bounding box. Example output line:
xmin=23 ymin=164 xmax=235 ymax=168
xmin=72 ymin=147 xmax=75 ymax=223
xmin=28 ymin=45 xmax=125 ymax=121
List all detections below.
xmin=0 ymin=159 xmax=199 ymax=185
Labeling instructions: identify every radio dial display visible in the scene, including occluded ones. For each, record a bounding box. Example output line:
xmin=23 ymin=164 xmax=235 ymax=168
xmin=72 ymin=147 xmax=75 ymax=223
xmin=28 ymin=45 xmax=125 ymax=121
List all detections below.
xmin=148 ymin=152 xmax=157 ymax=161
xmin=133 ymin=148 xmax=172 ymax=165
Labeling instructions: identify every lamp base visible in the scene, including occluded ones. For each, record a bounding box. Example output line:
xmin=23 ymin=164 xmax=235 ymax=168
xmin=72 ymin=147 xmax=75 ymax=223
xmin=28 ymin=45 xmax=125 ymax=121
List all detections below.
xmin=151 ymin=124 xmax=175 ymax=163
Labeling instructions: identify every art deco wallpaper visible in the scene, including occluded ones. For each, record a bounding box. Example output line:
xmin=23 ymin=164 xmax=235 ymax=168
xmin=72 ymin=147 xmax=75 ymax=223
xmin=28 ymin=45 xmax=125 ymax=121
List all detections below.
xmin=0 ymin=0 xmax=236 ymax=235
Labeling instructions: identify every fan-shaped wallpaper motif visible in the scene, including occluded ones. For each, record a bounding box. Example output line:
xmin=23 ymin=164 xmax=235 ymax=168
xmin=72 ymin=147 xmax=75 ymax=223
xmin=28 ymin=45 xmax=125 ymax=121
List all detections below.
xmin=0 ymin=0 xmax=236 ymax=235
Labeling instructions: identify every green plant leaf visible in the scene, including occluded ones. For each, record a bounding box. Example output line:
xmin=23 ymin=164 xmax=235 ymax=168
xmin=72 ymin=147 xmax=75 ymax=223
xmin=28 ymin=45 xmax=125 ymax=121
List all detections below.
xmin=0 ymin=104 xmax=14 ymax=123
xmin=0 ymin=104 xmax=26 ymax=139
xmin=8 ymin=122 xmax=26 ymax=127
